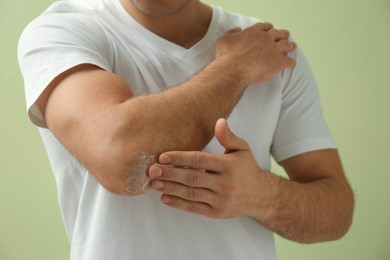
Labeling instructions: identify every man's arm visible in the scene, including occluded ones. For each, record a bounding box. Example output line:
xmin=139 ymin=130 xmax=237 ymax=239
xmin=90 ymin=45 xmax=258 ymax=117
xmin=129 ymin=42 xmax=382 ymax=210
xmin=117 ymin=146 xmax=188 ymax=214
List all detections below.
xmin=261 ymin=149 xmax=354 ymax=243
xmin=36 ymin=23 xmax=296 ymax=195
xmin=148 ymin=119 xmax=354 ymax=243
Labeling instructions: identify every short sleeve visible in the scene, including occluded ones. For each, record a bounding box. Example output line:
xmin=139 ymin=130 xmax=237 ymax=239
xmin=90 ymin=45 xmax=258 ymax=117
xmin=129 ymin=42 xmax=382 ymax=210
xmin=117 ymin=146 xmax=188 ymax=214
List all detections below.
xmin=271 ymin=47 xmax=337 ymax=162
xmin=17 ymin=3 xmax=113 ymax=127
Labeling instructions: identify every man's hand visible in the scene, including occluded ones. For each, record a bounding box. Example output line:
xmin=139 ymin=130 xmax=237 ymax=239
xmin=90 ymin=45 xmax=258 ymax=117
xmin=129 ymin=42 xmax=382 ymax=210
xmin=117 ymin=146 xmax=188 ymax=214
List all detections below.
xmin=149 ymin=119 xmax=354 ymax=243
xmin=148 ymin=118 xmax=266 ymax=219
xmin=216 ymin=23 xmax=296 ymax=86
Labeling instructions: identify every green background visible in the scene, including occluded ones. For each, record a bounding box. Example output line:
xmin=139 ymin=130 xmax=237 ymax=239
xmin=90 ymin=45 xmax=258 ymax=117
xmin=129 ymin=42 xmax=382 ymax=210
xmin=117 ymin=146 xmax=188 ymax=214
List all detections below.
xmin=1 ymin=0 xmax=389 ymax=259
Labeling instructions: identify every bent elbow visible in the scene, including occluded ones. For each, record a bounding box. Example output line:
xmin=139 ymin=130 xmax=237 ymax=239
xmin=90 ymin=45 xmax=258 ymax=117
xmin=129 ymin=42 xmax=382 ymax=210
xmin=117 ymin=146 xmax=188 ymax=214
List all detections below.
xmin=334 ymin=190 xmax=355 ymax=241
xmin=92 ymin=133 xmax=157 ymax=196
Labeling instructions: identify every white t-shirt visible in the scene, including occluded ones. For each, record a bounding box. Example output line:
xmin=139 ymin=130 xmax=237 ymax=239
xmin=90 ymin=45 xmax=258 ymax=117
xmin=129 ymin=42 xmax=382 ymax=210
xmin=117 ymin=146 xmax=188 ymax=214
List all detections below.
xmin=18 ymin=0 xmax=336 ymax=259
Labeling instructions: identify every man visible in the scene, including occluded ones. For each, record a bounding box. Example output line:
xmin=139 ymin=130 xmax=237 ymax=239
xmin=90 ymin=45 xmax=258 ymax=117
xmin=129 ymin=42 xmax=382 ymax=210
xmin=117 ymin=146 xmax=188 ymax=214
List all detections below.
xmin=18 ymin=0 xmax=354 ymax=259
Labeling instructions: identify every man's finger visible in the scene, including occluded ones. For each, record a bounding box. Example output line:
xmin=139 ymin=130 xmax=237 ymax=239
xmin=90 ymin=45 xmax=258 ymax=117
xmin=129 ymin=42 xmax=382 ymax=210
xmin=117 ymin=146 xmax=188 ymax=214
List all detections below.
xmin=269 ymin=29 xmax=290 ymax=41
xmin=160 ymin=194 xmax=217 ymax=218
xmin=149 ymin=164 xmax=217 ymax=188
xmin=214 ymin=118 xmax=250 ymax=153
xmin=251 ymin=22 xmax=274 ymax=31
xmin=277 ymin=39 xmax=297 ymax=53
xmin=159 ymin=151 xmax=224 ymax=172
xmin=150 ymin=177 xmax=216 ymax=203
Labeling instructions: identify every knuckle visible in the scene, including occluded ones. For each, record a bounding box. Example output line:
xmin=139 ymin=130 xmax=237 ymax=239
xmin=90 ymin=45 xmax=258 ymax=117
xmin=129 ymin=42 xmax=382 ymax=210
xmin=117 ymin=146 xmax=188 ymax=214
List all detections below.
xmin=192 ymin=152 xmax=206 ymax=168
xmin=253 ymin=22 xmax=272 ymax=31
xmin=258 ymin=30 xmax=272 ymax=40
xmin=278 ymin=40 xmax=296 ymax=52
xmin=187 ymin=171 xmax=201 ymax=186
xmin=185 ymin=203 xmax=198 ymax=214
xmin=286 ymin=42 xmax=295 ymax=51
xmin=259 ymin=22 xmax=273 ymax=31
xmin=186 ymin=188 xmax=199 ymax=201
xmin=280 ymin=29 xmax=290 ymax=37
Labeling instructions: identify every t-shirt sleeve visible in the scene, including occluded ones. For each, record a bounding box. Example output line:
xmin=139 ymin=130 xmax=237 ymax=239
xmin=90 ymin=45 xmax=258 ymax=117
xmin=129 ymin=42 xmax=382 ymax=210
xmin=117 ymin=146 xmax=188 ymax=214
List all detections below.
xmin=18 ymin=6 xmax=112 ymax=128
xmin=271 ymin=47 xmax=337 ymax=162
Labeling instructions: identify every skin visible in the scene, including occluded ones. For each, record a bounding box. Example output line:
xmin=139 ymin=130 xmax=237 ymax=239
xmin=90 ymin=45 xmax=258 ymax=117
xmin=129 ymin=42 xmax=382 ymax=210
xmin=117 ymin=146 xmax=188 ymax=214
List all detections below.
xmin=149 ymin=119 xmax=354 ymax=243
xmin=36 ymin=0 xmax=353 ymax=244
xmin=130 ymin=0 xmax=188 ymax=17
xmin=121 ymin=0 xmax=213 ymax=48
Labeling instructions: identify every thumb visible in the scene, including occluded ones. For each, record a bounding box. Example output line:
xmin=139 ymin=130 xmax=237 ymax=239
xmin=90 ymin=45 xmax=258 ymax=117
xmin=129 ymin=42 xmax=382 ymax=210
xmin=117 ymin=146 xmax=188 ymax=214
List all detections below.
xmin=215 ymin=118 xmax=250 ymax=154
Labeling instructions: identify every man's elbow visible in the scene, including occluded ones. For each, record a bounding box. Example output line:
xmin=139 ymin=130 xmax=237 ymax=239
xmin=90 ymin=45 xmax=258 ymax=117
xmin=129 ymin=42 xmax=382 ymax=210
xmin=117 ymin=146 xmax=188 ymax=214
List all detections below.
xmin=91 ymin=138 xmax=156 ymax=196
xmin=333 ymin=186 xmax=355 ymax=241
xmin=318 ymin=185 xmax=355 ymax=243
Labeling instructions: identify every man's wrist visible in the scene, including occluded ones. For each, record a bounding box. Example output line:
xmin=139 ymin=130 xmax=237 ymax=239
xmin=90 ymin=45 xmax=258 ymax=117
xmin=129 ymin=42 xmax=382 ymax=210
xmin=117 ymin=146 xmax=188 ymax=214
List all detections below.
xmin=210 ymin=55 xmax=249 ymax=90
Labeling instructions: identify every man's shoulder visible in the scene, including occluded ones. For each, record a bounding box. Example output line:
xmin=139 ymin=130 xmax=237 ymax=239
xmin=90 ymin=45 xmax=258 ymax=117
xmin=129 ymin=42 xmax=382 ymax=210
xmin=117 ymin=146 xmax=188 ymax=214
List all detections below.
xmin=41 ymin=0 xmax=97 ymax=17
xmin=19 ymin=0 xmax=109 ymax=53
xmin=23 ymin=0 xmax=100 ymax=35
xmin=214 ymin=6 xmax=264 ymax=31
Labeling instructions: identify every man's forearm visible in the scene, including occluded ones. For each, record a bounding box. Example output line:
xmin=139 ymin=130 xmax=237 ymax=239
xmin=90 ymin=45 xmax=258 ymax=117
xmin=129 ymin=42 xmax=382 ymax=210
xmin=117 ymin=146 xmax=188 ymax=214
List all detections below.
xmin=119 ymin=57 xmax=246 ymax=193
xmin=253 ymin=172 xmax=354 ymax=243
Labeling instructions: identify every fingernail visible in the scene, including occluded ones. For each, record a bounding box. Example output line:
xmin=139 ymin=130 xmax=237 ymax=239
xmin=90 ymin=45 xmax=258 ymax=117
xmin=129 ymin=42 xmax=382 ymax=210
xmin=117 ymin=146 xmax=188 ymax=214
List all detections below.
xmin=152 ymin=180 xmax=165 ymax=189
xmin=161 ymin=195 xmax=172 ymax=204
xmin=149 ymin=166 xmax=162 ymax=178
xmin=160 ymin=154 xmax=171 ymax=164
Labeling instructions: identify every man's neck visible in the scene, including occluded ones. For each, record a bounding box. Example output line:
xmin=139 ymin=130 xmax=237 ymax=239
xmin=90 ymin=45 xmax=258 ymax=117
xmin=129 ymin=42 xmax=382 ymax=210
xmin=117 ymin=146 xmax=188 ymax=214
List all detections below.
xmin=119 ymin=0 xmax=212 ymax=49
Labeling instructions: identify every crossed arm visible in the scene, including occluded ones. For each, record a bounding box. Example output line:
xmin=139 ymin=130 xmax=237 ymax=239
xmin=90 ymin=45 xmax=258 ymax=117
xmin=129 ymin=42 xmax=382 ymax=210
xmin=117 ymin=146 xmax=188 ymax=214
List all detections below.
xmin=35 ymin=23 xmax=353 ymax=243
xmin=37 ymin=23 xmax=294 ymax=194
